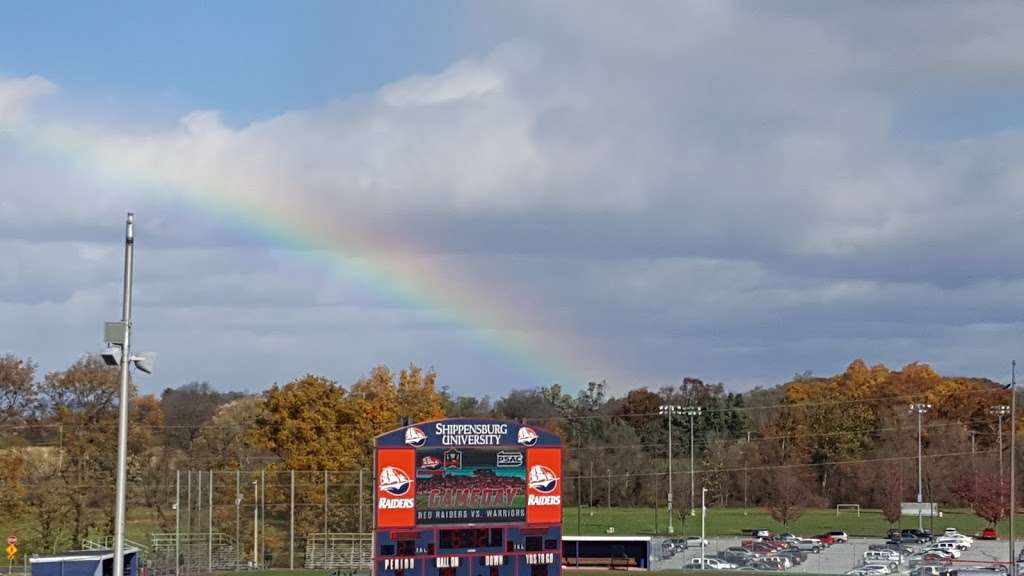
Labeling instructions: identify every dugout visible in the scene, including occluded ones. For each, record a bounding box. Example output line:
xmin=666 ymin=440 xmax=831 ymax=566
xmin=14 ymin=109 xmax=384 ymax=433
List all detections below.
xmin=29 ymin=548 xmax=140 ymax=576
xmin=561 ymin=536 xmax=651 ymax=570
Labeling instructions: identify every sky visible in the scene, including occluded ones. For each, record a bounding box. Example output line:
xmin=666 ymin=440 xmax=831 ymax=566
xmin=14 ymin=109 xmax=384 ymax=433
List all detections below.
xmin=2 ymin=1 xmax=1024 ymax=397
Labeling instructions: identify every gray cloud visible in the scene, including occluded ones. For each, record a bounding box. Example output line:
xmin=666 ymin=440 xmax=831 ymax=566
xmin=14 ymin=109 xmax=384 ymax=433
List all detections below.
xmin=2 ymin=1 xmax=1024 ymax=394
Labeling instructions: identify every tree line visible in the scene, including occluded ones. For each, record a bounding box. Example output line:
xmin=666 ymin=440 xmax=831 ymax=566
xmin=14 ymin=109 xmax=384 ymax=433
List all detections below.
xmin=0 ymin=354 xmax=1017 ymax=551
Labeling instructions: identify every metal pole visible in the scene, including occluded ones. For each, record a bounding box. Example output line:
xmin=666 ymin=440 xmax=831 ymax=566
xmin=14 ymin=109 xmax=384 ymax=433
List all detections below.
xmin=358 ymin=469 xmax=364 ymax=533
xmin=1010 ymin=361 xmax=1016 ymax=576
xmin=909 ymin=403 xmax=930 ymax=532
xmin=290 ymin=470 xmax=295 ymax=570
xmin=235 ymin=469 xmax=240 ymax=570
xmin=260 ymin=470 xmax=265 ymax=567
xmin=607 ymin=469 xmax=611 ymax=508
xmin=666 ymin=408 xmax=673 ymax=534
xmin=175 ymin=470 xmax=180 ymax=576
xmin=208 ymin=471 xmax=213 ymax=573
xmin=324 ymin=470 xmax=329 ymax=535
xmin=186 ymin=470 xmax=191 ymax=576
xmin=253 ymin=480 xmax=258 ymax=568
xmin=113 ymin=213 xmax=134 ymax=576
xmin=1002 ymin=414 xmax=1006 ymax=487
xmin=690 ymin=412 xmax=696 ymax=518
xmin=918 ymin=408 xmax=923 ymax=531
xmin=744 ymin=431 xmax=750 ymax=513
xmin=701 ymin=487 xmax=707 ymax=568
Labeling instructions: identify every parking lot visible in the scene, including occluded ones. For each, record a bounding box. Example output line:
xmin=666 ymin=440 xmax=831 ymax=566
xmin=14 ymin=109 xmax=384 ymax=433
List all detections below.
xmin=653 ymin=536 xmax=1020 ymax=574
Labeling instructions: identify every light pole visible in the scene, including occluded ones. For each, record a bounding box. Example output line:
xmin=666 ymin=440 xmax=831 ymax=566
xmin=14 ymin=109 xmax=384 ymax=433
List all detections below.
xmin=700 ymin=487 xmax=707 ymax=568
xmin=252 ymin=481 xmax=259 ymax=568
xmin=658 ymin=405 xmax=680 ymax=534
xmin=993 ymin=405 xmax=1011 ymax=486
xmin=1009 ymin=361 xmax=1017 ymax=576
xmin=684 ymin=407 xmax=703 ymax=516
xmin=909 ymin=403 xmax=932 ymax=531
xmin=102 ymin=214 xmax=156 ymax=576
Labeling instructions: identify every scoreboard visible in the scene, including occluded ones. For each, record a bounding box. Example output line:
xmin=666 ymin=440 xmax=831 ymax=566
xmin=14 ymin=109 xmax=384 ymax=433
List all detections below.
xmin=374 ymin=419 xmax=563 ymax=576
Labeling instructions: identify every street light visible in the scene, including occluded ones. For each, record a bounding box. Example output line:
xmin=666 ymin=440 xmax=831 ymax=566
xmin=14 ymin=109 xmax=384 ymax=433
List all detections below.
xmin=105 ymin=213 xmax=155 ymax=576
xmin=992 ymin=405 xmax=1011 ymax=486
xmin=658 ymin=404 xmax=681 ymax=534
xmin=909 ymin=403 xmax=932 ymax=531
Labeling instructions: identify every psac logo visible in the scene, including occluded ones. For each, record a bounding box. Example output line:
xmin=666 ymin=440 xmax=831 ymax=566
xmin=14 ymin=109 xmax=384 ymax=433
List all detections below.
xmin=517 ymin=426 xmax=538 ymax=446
xmin=378 ymin=466 xmax=415 ymax=509
xmin=527 ymin=465 xmax=561 ymax=506
xmin=404 ymin=426 xmax=427 ymax=447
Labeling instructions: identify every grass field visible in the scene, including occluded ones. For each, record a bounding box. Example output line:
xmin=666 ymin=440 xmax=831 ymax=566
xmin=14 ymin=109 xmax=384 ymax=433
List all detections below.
xmin=561 ymin=506 xmax=1024 ymax=538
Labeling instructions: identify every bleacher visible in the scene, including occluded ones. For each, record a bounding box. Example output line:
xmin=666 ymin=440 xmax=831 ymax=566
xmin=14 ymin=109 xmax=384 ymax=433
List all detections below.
xmin=148 ymin=532 xmax=239 ymax=575
xmin=303 ymin=533 xmax=373 ymax=570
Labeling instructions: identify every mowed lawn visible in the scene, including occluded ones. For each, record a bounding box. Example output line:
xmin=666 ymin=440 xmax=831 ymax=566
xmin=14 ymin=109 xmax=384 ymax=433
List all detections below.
xmin=562 ymin=506 xmax=1021 ymax=538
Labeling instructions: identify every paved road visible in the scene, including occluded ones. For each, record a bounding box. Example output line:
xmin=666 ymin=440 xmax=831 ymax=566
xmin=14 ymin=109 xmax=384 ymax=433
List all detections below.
xmin=655 ymin=537 xmax=1024 ymax=574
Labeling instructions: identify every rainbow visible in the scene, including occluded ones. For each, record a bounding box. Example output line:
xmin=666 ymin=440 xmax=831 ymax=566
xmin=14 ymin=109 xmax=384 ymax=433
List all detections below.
xmin=4 ymin=116 xmax=619 ymax=389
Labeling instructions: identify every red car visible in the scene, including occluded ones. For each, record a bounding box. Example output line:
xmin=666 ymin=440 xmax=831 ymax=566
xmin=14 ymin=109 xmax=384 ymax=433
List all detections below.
xmin=979 ymin=527 xmax=998 ymax=540
xmin=817 ymin=534 xmax=835 ymax=546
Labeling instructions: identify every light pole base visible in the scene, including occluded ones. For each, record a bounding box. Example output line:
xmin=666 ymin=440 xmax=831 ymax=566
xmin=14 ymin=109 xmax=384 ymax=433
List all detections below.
xmin=668 ymin=525 xmax=674 ymax=534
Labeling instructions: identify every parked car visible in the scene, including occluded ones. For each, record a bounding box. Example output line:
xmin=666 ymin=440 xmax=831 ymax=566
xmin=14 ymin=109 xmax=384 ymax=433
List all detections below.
xmin=818 ymin=534 xmax=836 ymax=546
xmin=847 ymin=564 xmax=893 ymax=576
xmin=937 ymin=535 xmax=972 ymax=549
xmin=924 ymin=544 xmax=961 ymax=559
xmin=686 ymin=557 xmax=737 ymax=570
xmin=777 ymin=549 xmax=806 ymax=565
xmin=826 ymin=530 xmax=850 ymax=543
xmin=864 ymin=550 xmax=900 ymax=563
xmin=911 ymin=566 xmax=947 ymax=576
xmin=902 ymin=528 xmax=934 ymax=542
xmin=797 ymin=541 xmax=823 ymax=553
xmin=978 ymin=527 xmax=998 ymax=540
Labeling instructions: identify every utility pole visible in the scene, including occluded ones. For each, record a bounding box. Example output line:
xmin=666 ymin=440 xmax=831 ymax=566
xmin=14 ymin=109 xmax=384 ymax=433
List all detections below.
xmin=658 ymin=405 xmax=680 ymax=533
xmin=112 ymin=213 xmax=134 ymax=576
xmin=684 ymin=407 xmax=703 ymax=517
xmin=909 ymin=403 xmax=932 ymax=531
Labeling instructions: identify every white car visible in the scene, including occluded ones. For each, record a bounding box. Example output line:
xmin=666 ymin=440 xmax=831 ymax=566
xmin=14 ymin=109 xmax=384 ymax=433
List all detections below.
xmin=864 ymin=550 xmax=900 ymax=562
xmin=686 ymin=536 xmax=710 ymax=547
xmin=686 ymin=557 xmax=737 ymax=570
xmin=937 ymin=535 xmax=972 ymax=549
xmin=925 ymin=543 xmax=961 ymax=558
xmin=826 ymin=531 xmax=850 ymax=543
xmin=847 ymin=564 xmax=892 ymax=576
xmin=943 ymin=529 xmax=974 ymax=544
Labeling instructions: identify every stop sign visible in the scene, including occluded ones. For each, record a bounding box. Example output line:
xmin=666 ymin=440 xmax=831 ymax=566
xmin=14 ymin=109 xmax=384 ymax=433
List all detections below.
xmin=6 ymin=536 xmax=15 ymax=546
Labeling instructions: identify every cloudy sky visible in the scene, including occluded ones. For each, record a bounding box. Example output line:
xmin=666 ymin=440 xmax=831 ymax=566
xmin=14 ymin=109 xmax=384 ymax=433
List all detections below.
xmin=2 ymin=1 xmax=1024 ymax=396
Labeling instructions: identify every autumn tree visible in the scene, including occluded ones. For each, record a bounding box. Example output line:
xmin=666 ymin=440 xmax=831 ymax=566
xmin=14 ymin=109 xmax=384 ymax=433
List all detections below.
xmin=0 ymin=354 xmax=37 ymax=425
xmin=876 ymin=464 xmax=902 ymax=525
xmin=767 ymin=470 xmax=805 ymax=527
xmin=953 ymin=471 xmax=1009 ymax=526
xmin=0 ymin=449 xmax=27 ymax=519
xmin=160 ymin=381 xmax=242 ymax=450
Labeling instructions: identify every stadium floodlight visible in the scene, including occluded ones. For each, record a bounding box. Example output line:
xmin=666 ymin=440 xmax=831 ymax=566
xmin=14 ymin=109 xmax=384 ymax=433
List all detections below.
xmin=909 ymin=399 xmax=933 ymax=528
xmin=131 ymin=352 xmax=157 ymax=374
xmin=102 ymin=346 xmax=123 ymax=367
xmin=658 ymin=404 xmax=681 ymax=533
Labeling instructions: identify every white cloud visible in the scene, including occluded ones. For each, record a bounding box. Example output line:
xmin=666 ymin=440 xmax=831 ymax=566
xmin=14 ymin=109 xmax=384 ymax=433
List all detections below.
xmin=4 ymin=2 xmax=1024 ymax=392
